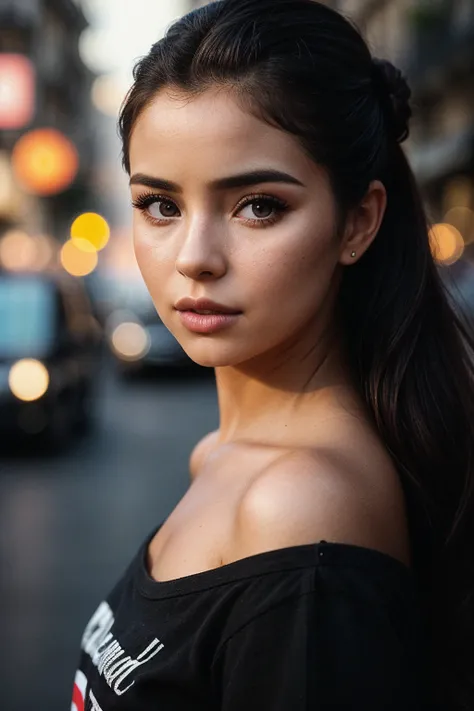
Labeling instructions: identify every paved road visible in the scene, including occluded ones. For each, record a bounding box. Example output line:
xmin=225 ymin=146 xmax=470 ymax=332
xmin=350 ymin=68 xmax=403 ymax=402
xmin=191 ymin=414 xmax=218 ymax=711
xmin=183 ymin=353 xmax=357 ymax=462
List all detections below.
xmin=0 ymin=362 xmax=218 ymax=711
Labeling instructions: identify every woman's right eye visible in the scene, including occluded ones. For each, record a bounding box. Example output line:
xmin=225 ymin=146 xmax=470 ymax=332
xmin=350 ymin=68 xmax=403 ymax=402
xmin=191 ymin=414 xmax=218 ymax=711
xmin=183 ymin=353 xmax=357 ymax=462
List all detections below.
xmin=132 ymin=194 xmax=180 ymax=222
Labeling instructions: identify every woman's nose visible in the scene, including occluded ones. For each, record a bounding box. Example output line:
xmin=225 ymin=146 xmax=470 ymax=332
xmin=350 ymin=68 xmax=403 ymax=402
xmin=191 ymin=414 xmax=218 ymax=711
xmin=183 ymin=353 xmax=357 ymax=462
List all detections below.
xmin=175 ymin=222 xmax=227 ymax=280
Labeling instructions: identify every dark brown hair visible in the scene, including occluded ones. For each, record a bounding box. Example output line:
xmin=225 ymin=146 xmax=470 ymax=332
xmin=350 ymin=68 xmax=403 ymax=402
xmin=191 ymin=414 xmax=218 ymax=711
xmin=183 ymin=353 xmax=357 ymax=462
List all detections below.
xmin=119 ymin=1 xmax=474 ymax=706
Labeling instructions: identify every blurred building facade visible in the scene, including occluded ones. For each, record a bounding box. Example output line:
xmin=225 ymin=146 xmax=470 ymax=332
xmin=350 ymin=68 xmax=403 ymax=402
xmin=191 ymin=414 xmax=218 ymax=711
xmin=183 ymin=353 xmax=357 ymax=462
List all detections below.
xmin=0 ymin=0 xmax=98 ymax=245
xmin=333 ymin=0 xmax=474 ymax=260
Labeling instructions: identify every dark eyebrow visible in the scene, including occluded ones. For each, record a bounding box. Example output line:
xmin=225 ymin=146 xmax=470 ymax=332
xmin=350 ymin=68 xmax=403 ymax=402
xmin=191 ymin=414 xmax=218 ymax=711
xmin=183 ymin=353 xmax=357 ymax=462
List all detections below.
xmin=129 ymin=169 xmax=306 ymax=192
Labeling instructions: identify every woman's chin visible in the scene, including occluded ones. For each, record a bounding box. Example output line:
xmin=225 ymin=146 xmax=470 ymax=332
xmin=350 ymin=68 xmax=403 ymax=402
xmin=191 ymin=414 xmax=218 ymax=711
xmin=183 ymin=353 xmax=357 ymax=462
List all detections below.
xmin=181 ymin=345 xmax=250 ymax=369
xmin=185 ymin=354 xmax=239 ymax=368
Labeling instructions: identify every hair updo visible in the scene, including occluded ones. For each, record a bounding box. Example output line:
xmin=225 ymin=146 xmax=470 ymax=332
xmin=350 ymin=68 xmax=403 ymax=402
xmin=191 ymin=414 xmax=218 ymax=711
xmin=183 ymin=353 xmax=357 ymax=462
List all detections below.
xmin=371 ymin=57 xmax=412 ymax=143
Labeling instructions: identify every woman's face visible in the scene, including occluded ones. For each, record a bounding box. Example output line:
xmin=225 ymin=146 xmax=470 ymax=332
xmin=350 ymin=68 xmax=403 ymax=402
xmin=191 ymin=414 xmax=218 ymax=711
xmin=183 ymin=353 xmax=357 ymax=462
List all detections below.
xmin=129 ymin=87 xmax=345 ymax=369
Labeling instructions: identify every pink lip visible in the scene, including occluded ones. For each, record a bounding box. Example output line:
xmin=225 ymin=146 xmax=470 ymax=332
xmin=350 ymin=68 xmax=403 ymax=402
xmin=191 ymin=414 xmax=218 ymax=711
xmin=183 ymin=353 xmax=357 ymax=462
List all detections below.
xmin=177 ymin=310 xmax=241 ymax=334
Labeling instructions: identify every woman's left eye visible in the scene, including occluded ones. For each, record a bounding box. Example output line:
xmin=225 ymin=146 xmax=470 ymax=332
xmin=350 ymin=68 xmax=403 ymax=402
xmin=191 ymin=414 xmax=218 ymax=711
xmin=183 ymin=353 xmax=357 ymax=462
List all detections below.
xmin=235 ymin=196 xmax=288 ymax=225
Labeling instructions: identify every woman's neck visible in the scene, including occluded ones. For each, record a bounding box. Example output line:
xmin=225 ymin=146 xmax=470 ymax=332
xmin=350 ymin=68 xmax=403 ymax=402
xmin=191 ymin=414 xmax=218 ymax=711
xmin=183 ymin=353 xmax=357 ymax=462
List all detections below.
xmin=214 ymin=331 xmax=362 ymax=449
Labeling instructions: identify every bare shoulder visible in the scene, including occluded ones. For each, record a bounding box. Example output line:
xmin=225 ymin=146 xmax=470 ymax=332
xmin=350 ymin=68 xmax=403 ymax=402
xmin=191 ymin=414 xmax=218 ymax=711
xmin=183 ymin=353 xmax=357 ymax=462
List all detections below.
xmin=232 ymin=447 xmax=412 ymax=568
xmin=189 ymin=429 xmax=220 ymax=481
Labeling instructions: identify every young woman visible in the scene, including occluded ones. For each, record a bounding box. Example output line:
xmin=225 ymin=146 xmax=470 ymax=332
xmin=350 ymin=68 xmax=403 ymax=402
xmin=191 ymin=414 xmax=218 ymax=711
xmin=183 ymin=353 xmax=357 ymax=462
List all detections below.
xmin=72 ymin=1 xmax=474 ymax=708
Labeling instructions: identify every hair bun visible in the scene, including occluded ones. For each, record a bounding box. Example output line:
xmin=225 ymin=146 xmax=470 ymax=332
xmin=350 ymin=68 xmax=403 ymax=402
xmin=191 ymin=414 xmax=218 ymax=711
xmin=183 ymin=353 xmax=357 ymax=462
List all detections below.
xmin=371 ymin=57 xmax=412 ymax=143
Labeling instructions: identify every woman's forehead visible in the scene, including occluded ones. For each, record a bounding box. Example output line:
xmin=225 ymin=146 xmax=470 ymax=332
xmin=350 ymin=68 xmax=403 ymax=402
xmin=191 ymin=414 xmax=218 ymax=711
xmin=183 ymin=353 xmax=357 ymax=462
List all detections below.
xmin=129 ymin=88 xmax=324 ymax=188
xmin=132 ymin=89 xmax=285 ymax=151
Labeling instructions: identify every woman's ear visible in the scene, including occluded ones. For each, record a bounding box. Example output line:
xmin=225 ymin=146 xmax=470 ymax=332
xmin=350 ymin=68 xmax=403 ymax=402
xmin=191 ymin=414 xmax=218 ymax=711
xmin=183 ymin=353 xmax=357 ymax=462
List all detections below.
xmin=338 ymin=180 xmax=387 ymax=265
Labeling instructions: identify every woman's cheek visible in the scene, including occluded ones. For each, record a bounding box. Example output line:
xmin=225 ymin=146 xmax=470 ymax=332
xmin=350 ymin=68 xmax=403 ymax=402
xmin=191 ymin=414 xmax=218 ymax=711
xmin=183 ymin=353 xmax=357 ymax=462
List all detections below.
xmin=133 ymin=227 xmax=167 ymax=273
xmin=133 ymin=220 xmax=157 ymax=254
xmin=132 ymin=242 xmax=160 ymax=299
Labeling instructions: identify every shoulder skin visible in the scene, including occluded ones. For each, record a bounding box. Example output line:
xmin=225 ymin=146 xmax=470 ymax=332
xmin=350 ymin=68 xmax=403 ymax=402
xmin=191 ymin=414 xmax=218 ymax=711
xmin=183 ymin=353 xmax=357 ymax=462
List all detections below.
xmin=229 ymin=449 xmax=412 ymax=568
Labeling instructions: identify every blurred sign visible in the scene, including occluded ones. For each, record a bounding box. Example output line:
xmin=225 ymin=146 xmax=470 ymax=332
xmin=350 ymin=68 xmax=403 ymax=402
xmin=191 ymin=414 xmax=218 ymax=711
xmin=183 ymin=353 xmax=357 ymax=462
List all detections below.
xmin=0 ymin=54 xmax=35 ymax=130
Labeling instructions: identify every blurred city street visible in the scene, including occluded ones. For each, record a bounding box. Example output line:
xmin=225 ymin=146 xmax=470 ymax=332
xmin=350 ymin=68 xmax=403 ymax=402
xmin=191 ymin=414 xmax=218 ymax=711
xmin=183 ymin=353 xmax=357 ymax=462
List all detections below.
xmin=0 ymin=362 xmax=218 ymax=711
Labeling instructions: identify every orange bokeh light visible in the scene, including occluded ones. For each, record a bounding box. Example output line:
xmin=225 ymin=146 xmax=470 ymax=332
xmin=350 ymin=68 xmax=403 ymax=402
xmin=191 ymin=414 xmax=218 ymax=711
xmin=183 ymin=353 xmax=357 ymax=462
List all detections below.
xmin=60 ymin=240 xmax=98 ymax=277
xmin=12 ymin=128 xmax=79 ymax=196
xmin=429 ymin=223 xmax=464 ymax=265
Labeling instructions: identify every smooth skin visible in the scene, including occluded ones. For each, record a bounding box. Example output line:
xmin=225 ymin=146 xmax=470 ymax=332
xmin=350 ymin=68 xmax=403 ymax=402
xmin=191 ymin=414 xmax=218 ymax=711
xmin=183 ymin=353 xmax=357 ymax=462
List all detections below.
xmin=128 ymin=86 xmax=412 ymax=581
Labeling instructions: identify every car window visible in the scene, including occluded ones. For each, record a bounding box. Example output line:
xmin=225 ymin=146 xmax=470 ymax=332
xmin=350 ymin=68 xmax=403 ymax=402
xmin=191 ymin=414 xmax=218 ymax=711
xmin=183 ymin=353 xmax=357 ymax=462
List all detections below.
xmin=0 ymin=276 xmax=58 ymax=358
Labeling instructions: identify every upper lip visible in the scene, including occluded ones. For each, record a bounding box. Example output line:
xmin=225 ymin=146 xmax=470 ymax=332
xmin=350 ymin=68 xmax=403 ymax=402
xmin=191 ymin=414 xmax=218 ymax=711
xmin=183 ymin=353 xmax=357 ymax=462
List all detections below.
xmin=174 ymin=297 xmax=242 ymax=314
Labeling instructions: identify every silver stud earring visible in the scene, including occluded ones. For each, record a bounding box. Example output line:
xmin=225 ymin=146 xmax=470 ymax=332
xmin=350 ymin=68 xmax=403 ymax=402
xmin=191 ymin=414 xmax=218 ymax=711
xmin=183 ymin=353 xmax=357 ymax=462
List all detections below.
xmin=351 ymin=251 xmax=356 ymax=258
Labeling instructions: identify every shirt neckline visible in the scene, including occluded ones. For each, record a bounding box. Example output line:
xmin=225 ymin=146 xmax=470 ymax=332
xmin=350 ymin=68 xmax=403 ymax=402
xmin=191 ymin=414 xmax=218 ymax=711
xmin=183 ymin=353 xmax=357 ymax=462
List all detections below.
xmin=135 ymin=522 xmax=417 ymax=600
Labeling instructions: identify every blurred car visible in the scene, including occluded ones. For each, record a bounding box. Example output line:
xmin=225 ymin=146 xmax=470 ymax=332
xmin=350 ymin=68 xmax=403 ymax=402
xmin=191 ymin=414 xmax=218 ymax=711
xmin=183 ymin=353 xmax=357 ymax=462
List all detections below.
xmin=107 ymin=304 xmax=200 ymax=375
xmin=0 ymin=269 xmax=103 ymax=449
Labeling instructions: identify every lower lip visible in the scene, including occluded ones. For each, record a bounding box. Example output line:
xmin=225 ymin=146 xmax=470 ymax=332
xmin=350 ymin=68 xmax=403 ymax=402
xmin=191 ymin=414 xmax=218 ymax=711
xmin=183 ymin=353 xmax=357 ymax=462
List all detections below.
xmin=177 ymin=310 xmax=241 ymax=333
